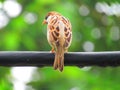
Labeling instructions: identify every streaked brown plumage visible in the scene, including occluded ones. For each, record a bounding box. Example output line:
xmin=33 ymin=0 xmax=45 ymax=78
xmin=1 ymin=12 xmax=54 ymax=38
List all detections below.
xmin=43 ymin=11 xmax=72 ymax=71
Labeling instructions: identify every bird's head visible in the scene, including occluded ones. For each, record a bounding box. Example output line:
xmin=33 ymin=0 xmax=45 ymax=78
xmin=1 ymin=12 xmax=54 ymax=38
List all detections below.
xmin=42 ymin=11 xmax=61 ymax=25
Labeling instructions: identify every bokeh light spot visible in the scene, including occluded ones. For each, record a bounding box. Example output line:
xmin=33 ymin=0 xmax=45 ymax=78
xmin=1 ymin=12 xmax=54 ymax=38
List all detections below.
xmin=84 ymin=17 xmax=94 ymax=27
xmin=79 ymin=5 xmax=90 ymax=16
xmin=11 ymin=67 xmax=37 ymax=90
xmin=3 ymin=0 xmax=22 ymax=17
xmin=24 ymin=12 xmax=37 ymax=24
xmin=81 ymin=67 xmax=92 ymax=71
xmin=101 ymin=15 xmax=113 ymax=26
xmin=70 ymin=87 xmax=80 ymax=90
xmin=95 ymin=2 xmax=120 ymax=16
xmin=83 ymin=41 xmax=94 ymax=52
xmin=91 ymin=28 xmax=101 ymax=39
xmin=110 ymin=26 xmax=120 ymax=41
xmin=0 ymin=10 xmax=9 ymax=29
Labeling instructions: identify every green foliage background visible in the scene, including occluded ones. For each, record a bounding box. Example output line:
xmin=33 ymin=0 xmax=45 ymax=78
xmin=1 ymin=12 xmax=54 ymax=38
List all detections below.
xmin=0 ymin=0 xmax=120 ymax=90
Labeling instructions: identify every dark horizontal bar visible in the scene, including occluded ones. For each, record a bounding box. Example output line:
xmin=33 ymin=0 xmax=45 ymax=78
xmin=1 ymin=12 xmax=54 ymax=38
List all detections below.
xmin=0 ymin=51 xmax=120 ymax=67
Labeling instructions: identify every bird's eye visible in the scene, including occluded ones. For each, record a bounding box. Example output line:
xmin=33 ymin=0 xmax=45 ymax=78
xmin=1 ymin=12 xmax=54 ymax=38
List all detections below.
xmin=45 ymin=15 xmax=49 ymax=20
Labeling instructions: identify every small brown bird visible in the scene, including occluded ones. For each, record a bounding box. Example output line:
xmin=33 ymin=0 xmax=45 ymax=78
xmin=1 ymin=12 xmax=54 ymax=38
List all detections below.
xmin=43 ymin=11 xmax=72 ymax=71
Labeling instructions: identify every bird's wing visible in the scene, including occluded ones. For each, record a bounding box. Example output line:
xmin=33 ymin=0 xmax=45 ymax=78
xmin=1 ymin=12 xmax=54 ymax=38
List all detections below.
xmin=61 ymin=17 xmax=72 ymax=48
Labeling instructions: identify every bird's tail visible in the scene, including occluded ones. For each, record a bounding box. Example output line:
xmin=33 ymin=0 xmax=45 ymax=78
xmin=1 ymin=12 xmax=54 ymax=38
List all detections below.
xmin=53 ymin=46 xmax=64 ymax=72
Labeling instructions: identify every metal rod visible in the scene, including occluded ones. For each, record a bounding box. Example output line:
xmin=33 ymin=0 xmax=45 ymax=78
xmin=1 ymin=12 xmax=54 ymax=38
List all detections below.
xmin=0 ymin=51 xmax=119 ymax=67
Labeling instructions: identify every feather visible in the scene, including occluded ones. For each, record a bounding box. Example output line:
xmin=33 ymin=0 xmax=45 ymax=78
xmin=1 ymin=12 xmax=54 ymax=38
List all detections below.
xmin=54 ymin=46 xmax=64 ymax=72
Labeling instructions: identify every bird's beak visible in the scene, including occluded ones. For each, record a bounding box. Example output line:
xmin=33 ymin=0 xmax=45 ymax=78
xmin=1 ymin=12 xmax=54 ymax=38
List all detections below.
xmin=42 ymin=20 xmax=47 ymax=25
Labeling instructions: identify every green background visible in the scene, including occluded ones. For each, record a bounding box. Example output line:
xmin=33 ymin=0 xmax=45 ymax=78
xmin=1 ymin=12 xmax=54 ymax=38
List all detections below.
xmin=0 ymin=0 xmax=120 ymax=90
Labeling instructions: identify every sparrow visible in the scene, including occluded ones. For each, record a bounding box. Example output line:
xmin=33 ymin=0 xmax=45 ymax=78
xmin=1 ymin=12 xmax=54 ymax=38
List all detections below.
xmin=43 ymin=11 xmax=72 ymax=71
